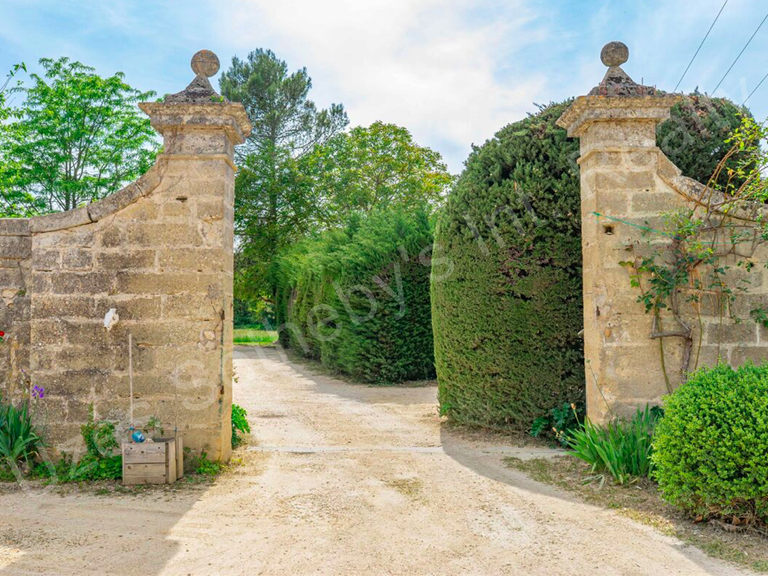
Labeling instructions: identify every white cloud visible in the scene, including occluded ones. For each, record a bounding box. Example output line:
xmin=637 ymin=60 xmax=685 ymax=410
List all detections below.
xmin=209 ymin=0 xmax=551 ymax=172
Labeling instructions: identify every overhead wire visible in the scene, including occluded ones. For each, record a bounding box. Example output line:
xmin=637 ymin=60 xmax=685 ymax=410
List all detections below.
xmin=712 ymin=10 xmax=768 ymax=94
xmin=674 ymin=0 xmax=729 ymax=92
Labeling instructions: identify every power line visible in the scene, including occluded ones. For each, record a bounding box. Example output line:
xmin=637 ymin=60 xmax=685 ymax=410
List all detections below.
xmin=674 ymin=0 xmax=729 ymax=92
xmin=743 ymin=69 xmax=768 ymax=106
xmin=712 ymin=10 xmax=768 ymax=94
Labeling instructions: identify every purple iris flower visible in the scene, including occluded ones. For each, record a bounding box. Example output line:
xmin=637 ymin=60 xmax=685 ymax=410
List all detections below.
xmin=32 ymin=385 xmax=45 ymax=400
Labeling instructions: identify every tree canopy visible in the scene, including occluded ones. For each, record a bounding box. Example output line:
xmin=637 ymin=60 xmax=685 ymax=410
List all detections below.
xmin=305 ymin=121 xmax=453 ymax=223
xmin=220 ymin=49 xmax=348 ymax=160
xmin=0 ymin=63 xmax=39 ymax=218
xmin=220 ymin=49 xmax=349 ymax=301
xmin=0 ymin=57 xmax=157 ymax=214
xmin=220 ymin=50 xmax=452 ymax=308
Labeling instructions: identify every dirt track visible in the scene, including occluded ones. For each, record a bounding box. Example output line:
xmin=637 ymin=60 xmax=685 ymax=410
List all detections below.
xmin=0 ymin=346 xmax=755 ymax=575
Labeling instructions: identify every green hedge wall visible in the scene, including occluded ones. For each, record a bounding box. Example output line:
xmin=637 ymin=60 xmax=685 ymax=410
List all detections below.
xmin=432 ymin=96 xmax=748 ymax=431
xmin=273 ymin=207 xmax=435 ymax=383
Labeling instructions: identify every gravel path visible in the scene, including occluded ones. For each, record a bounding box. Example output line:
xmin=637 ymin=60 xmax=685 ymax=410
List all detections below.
xmin=0 ymin=346 xmax=754 ymax=575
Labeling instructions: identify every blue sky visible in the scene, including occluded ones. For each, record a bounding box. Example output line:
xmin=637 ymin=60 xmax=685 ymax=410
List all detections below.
xmin=1 ymin=0 xmax=766 ymax=172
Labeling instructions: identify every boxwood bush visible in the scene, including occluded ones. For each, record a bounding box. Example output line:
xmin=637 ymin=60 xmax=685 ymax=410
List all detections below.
xmin=652 ymin=363 xmax=768 ymax=527
xmin=431 ymin=96 xmax=748 ymax=431
xmin=273 ymin=207 xmax=435 ymax=383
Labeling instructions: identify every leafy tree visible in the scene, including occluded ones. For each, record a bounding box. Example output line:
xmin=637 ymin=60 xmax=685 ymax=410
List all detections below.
xmin=220 ymin=49 xmax=348 ymax=299
xmin=220 ymin=49 xmax=348 ymax=159
xmin=0 ymin=57 xmax=157 ymax=213
xmin=304 ymin=122 xmax=453 ymax=222
xmin=0 ymin=63 xmax=41 ymax=218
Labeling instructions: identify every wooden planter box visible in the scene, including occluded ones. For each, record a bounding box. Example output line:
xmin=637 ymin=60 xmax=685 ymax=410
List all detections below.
xmin=122 ymin=437 xmax=184 ymax=485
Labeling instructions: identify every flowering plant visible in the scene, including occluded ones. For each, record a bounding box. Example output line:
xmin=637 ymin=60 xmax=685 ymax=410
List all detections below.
xmin=0 ymin=330 xmax=5 ymax=344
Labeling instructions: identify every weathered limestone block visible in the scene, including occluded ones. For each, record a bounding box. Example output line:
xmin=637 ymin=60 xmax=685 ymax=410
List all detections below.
xmin=29 ymin=206 xmax=91 ymax=233
xmin=0 ymin=236 xmax=32 ymax=260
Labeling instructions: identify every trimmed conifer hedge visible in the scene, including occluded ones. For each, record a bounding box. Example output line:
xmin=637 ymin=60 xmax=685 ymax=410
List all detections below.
xmin=273 ymin=207 xmax=435 ymax=383
xmin=432 ymin=96 xmax=748 ymax=431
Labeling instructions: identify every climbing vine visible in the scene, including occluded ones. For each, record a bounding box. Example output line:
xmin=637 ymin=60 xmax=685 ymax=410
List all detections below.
xmin=620 ymin=116 xmax=768 ymax=392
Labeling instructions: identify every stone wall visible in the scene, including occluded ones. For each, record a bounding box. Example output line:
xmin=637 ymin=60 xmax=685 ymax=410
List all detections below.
xmin=0 ymin=51 xmax=251 ymax=461
xmin=0 ymin=219 xmax=31 ymax=399
xmin=559 ymin=43 xmax=768 ymax=422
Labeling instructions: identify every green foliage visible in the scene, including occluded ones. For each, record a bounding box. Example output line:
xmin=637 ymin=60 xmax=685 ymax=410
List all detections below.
xmin=66 ymin=407 xmax=122 ymax=481
xmin=231 ymin=404 xmax=251 ymax=449
xmin=274 ymin=207 xmax=435 ymax=383
xmin=220 ymin=49 xmax=348 ymax=159
xmin=234 ymin=297 xmax=274 ymax=327
xmin=432 ymin=95 xmax=748 ymax=432
xmin=0 ymin=397 xmax=43 ymax=469
xmin=0 ymin=63 xmax=42 ymax=218
xmin=0 ymin=57 xmax=157 ymax=214
xmin=306 ymin=121 xmax=454 ymax=219
xmin=220 ymin=49 xmax=348 ymax=301
xmin=657 ymin=92 xmax=753 ymax=188
xmin=32 ymin=407 xmax=123 ymax=482
xmin=652 ymin=364 xmax=768 ymax=527
xmin=568 ymin=405 xmax=662 ymax=486
xmin=192 ymin=451 xmax=224 ymax=476
xmin=432 ymin=101 xmax=584 ymax=430
xmin=233 ymin=328 xmax=277 ymax=346
xmin=530 ymin=402 xmax=583 ymax=447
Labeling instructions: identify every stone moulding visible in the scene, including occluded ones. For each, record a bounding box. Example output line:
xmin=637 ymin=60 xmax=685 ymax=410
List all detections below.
xmin=138 ymin=102 xmax=251 ymax=146
xmin=557 ymin=94 xmax=682 ymax=137
xmin=655 ymin=154 xmax=767 ymax=223
xmin=17 ymin=164 xmax=164 ymax=234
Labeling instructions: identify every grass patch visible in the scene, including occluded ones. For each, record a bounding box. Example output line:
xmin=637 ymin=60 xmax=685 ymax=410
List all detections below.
xmin=386 ymin=477 xmax=423 ymax=500
xmin=506 ymin=455 xmax=768 ymax=573
xmin=233 ymin=327 xmax=277 ymax=346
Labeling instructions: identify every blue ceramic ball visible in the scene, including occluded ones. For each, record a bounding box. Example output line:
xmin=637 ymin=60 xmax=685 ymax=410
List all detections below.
xmin=131 ymin=430 xmax=146 ymax=443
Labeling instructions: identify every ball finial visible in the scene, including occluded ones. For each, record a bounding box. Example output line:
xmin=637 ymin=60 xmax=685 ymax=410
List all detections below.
xmin=600 ymin=42 xmax=629 ymax=67
xmin=191 ymin=50 xmax=220 ymax=78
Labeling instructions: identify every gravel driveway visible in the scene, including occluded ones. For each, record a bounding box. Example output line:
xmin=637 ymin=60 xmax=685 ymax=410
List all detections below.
xmin=0 ymin=346 xmax=754 ymax=575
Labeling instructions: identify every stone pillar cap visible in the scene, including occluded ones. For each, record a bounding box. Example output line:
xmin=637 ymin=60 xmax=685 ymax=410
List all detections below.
xmin=166 ymin=49 xmax=224 ymax=104
xmin=557 ymin=94 xmax=682 ymax=137
xmin=557 ymin=42 xmax=682 ymax=137
xmin=138 ymin=50 xmax=252 ymax=144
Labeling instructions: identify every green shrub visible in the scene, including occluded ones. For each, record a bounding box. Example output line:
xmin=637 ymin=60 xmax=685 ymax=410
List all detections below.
xmin=273 ymin=207 xmax=435 ymax=383
xmin=231 ymin=403 xmax=251 ymax=448
xmin=0 ymin=398 xmax=43 ymax=469
xmin=530 ymin=402 xmax=582 ymax=447
xmin=432 ymin=101 xmax=584 ymax=429
xmin=68 ymin=409 xmax=122 ymax=481
xmin=657 ymin=92 xmax=751 ymax=188
xmin=34 ymin=407 xmax=122 ymax=482
xmin=192 ymin=451 xmax=224 ymax=476
xmin=431 ymin=96 xmax=748 ymax=431
xmin=569 ymin=405 xmax=662 ymax=486
xmin=653 ymin=364 xmax=768 ymax=526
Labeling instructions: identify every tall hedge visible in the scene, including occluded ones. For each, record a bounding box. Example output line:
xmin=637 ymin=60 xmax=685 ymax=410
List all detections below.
xmin=273 ymin=207 xmax=435 ymax=383
xmin=432 ymin=96 xmax=748 ymax=431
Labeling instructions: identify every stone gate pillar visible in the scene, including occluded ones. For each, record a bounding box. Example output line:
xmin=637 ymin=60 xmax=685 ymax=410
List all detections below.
xmin=557 ymin=43 xmax=682 ymax=423
xmin=1 ymin=50 xmax=252 ymax=462
xmin=133 ymin=51 xmax=251 ymax=459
